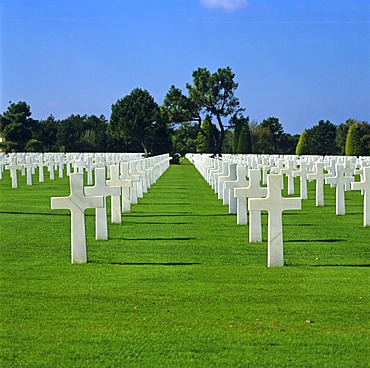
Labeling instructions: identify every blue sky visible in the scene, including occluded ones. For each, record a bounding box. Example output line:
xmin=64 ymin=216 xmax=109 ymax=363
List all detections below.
xmin=1 ymin=0 xmax=369 ymax=134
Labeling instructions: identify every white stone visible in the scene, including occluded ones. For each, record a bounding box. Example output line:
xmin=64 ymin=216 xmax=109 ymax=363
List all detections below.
xmin=224 ymin=165 xmax=249 ymax=214
xmin=51 ymin=173 xmax=104 ymax=263
xmin=234 ymin=169 xmax=267 ymax=227
xmin=249 ymin=174 xmax=301 ymax=267
xmin=325 ymin=163 xmax=354 ymax=215
xmin=85 ymin=167 xmax=121 ymax=240
xmin=307 ymin=162 xmax=330 ymax=206
xmin=5 ymin=157 xmax=22 ymax=188
xmin=351 ymin=166 xmax=370 ymax=227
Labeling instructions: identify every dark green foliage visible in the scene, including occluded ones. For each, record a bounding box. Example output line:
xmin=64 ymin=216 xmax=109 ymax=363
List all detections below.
xmin=0 ymin=101 xmax=37 ymax=151
xmin=196 ymin=116 xmax=219 ymax=153
xmin=57 ymin=114 xmax=108 ymax=152
xmin=296 ymin=121 xmax=338 ymax=155
xmin=346 ymin=123 xmax=364 ymax=156
xmin=237 ymin=121 xmax=252 ymax=154
xmin=171 ymin=122 xmax=198 ymax=156
xmin=187 ymin=67 xmax=242 ymax=154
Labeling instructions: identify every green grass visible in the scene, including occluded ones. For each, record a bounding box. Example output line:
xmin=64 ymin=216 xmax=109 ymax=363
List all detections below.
xmin=0 ymin=159 xmax=369 ymax=367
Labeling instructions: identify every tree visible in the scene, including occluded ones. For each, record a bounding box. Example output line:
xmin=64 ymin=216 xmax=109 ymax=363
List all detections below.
xmin=307 ymin=120 xmax=338 ymax=155
xmin=110 ymin=88 xmax=160 ymax=156
xmin=187 ymin=67 xmax=242 ymax=154
xmin=0 ymin=101 xmax=37 ymax=152
xmin=346 ymin=123 xmax=365 ymax=156
xmin=163 ymin=85 xmax=202 ymax=127
xmin=196 ymin=116 xmax=218 ymax=153
xmin=260 ymin=117 xmax=284 ymax=153
xmin=229 ymin=113 xmax=249 ymax=153
xmin=296 ymin=120 xmax=338 ymax=155
xmin=295 ymin=130 xmax=308 ymax=155
xmin=35 ymin=115 xmax=59 ymax=152
xmin=252 ymin=125 xmax=274 ymax=153
xmin=237 ymin=121 xmax=252 ymax=154
xmin=171 ymin=122 xmax=198 ymax=156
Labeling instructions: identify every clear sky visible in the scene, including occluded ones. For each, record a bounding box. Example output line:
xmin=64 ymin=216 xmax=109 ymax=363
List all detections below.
xmin=1 ymin=0 xmax=369 ymax=134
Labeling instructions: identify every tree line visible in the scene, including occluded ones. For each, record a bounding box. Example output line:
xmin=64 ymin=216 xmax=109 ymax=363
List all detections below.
xmin=1 ymin=67 xmax=369 ymax=156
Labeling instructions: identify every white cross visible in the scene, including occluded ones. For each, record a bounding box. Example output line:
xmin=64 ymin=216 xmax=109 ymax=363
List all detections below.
xmin=325 ymin=163 xmax=354 ymax=215
xmin=24 ymin=156 xmax=35 ymax=186
xmin=5 ymin=157 xmax=22 ymax=188
xmin=351 ymin=166 xmax=370 ymax=226
xmin=51 ymin=173 xmax=104 ymax=263
xmin=307 ymin=162 xmax=330 ymax=206
xmin=224 ymin=165 xmax=249 ymax=214
xmin=281 ymin=160 xmax=296 ymax=195
xmin=106 ymin=165 xmax=130 ymax=222
xmin=218 ymin=163 xmax=237 ymax=204
xmin=292 ymin=159 xmax=311 ymax=199
xmin=119 ymin=162 xmax=135 ymax=212
xmin=234 ymin=169 xmax=267 ymax=227
xmin=249 ymin=174 xmax=301 ymax=267
xmin=85 ymin=167 xmax=121 ymax=240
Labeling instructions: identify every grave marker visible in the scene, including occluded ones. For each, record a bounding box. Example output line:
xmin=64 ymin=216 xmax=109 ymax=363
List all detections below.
xmin=51 ymin=173 xmax=104 ymax=263
xmin=351 ymin=166 xmax=370 ymax=227
xmin=85 ymin=167 xmax=121 ymax=240
xmin=249 ymin=174 xmax=301 ymax=267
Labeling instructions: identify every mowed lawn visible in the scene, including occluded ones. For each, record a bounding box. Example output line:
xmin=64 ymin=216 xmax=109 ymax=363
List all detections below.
xmin=0 ymin=158 xmax=369 ymax=367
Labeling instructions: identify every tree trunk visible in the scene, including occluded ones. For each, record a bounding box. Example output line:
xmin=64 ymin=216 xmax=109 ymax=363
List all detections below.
xmin=215 ymin=114 xmax=224 ymax=155
xmin=141 ymin=141 xmax=149 ymax=157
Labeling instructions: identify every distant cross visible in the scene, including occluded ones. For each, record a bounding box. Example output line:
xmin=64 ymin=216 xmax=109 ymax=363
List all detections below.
xmin=5 ymin=157 xmax=22 ymax=188
xmin=51 ymin=173 xmax=104 ymax=263
xmin=307 ymin=162 xmax=330 ymax=206
xmin=281 ymin=160 xmax=296 ymax=195
xmin=124 ymin=162 xmax=141 ymax=205
xmin=38 ymin=154 xmax=47 ymax=183
xmin=106 ymin=165 xmax=130 ymax=222
xmin=218 ymin=163 xmax=237 ymax=204
xmin=292 ymin=159 xmax=311 ymax=199
xmin=351 ymin=166 xmax=370 ymax=227
xmin=325 ymin=163 xmax=354 ymax=215
xmin=249 ymin=174 xmax=301 ymax=267
xmin=234 ymin=169 xmax=267 ymax=230
xmin=24 ymin=156 xmax=35 ymax=186
xmin=224 ymin=165 xmax=249 ymax=214
xmin=129 ymin=160 xmax=145 ymax=199
xmin=119 ymin=162 xmax=135 ymax=212
xmin=85 ymin=167 xmax=121 ymax=240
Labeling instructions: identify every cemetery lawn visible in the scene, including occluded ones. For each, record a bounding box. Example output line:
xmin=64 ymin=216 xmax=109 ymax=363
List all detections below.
xmin=1 ymin=158 xmax=369 ymax=368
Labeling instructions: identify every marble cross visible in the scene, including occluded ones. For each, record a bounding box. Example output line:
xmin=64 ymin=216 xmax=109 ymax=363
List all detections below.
xmin=325 ymin=163 xmax=354 ymax=215
xmin=224 ymin=165 xmax=249 ymax=214
xmin=84 ymin=167 xmax=121 ymax=240
xmin=234 ymin=169 xmax=267 ymax=226
xmin=292 ymin=159 xmax=311 ymax=199
xmin=51 ymin=173 xmax=104 ymax=263
xmin=106 ymin=165 xmax=130 ymax=222
xmin=249 ymin=174 xmax=301 ymax=267
xmin=351 ymin=166 xmax=370 ymax=226
xmin=5 ymin=157 xmax=23 ymax=188
xmin=307 ymin=162 xmax=330 ymax=206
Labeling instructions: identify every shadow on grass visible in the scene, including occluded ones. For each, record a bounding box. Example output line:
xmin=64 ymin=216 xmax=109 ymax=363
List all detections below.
xmin=111 ymin=237 xmax=196 ymax=241
xmin=90 ymin=260 xmax=201 ymax=266
xmin=311 ymin=264 xmax=370 ymax=267
xmin=0 ymin=211 xmax=70 ymax=216
xmin=285 ymin=239 xmax=344 ymax=243
xmin=130 ymin=213 xmax=229 ymax=218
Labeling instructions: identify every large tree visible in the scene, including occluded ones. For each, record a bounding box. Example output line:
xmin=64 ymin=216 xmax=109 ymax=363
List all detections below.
xmin=110 ymin=88 xmax=160 ymax=156
xmin=0 ymin=101 xmax=37 ymax=152
xmin=187 ymin=67 xmax=242 ymax=154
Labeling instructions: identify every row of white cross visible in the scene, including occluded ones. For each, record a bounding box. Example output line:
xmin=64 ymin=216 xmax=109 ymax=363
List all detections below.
xmin=187 ymin=153 xmax=370 ymax=267
xmin=1 ymin=152 xmax=171 ymax=264
xmin=0 ymin=152 xmax=144 ymax=188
